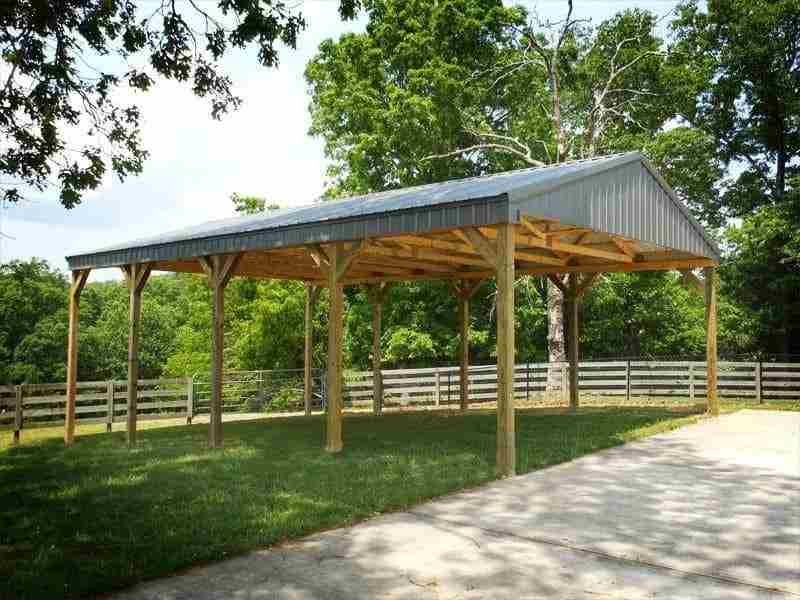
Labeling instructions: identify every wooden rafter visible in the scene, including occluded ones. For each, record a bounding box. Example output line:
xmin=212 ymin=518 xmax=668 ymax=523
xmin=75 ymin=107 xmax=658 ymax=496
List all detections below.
xmin=459 ymin=228 xmax=497 ymax=265
xmin=517 ymin=219 xmax=633 ymax=263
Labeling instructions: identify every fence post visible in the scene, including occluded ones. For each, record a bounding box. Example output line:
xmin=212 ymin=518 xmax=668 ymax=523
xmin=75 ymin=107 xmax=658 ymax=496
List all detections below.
xmin=106 ymin=380 xmax=114 ymax=432
xmin=13 ymin=384 xmax=23 ymax=445
xmin=625 ymin=360 xmax=631 ymax=404
xmin=434 ymin=368 xmax=441 ymax=407
xmin=186 ymin=377 xmax=194 ymax=424
xmin=755 ymin=361 xmax=763 ymax=404
xmin=561 ymin=365 xmax=568 ymax=405
xmin=687 ymin=363 xmax=694 ymax=404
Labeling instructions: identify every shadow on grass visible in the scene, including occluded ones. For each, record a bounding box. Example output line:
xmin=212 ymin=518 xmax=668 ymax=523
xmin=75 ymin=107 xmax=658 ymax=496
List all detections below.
xmin=0 ymin=407 xmax=701 ymax=599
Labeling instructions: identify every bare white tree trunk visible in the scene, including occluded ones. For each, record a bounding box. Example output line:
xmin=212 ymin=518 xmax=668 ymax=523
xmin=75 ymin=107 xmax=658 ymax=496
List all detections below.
xmin=546 ymin=279 xmax=566 ymax=390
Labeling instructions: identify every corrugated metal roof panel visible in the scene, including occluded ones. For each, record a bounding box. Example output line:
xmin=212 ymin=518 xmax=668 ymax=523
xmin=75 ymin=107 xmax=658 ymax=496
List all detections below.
xmin=66 ymin=152 xmax=719 ymax=270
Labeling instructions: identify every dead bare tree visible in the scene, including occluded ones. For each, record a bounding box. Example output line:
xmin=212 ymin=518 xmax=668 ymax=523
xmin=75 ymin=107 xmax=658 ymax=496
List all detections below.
xmin=423 ymin=1 xmax=664 ymax=389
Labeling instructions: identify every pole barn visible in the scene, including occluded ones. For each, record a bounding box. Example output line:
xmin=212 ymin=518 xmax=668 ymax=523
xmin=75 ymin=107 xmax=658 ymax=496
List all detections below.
xmin=64 ymin=153 xmax=721 ymax=477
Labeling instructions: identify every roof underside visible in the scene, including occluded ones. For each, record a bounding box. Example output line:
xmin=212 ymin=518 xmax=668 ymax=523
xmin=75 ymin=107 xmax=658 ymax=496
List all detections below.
xmin=66 ymin=153 xmax=720 ymax=283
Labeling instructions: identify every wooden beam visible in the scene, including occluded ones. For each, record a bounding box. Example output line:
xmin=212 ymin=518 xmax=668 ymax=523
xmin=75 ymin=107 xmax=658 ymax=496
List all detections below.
xmin=496 ymin=223 xmax=516 ymax=477
xmin=453 ymin=280 xmax=482 ymax=411
xmin=704 ymin=267 xmax=719 ymax=416
xmin=566 ymin=273 xmax=580 ymax=412
xmin=516 ymin=219 xmax=633 ymax=263
xmin=303 ymin=284 xmax=320 ymax=416
xmin=325 ymin=243 xmax=353 ymax=453
xmin=200 ymin=253 xmax=242 ymax=448
xmin=460 ymin=228 xmax=497 ymax=265
xmin=121 ymin=263 xmax=152 ymax=447
xmin=335 ymin=241 xmax=364 ymax=281
xmin=545 ymin=227 xmax=592 ymax=239
xmin=363 ymin=242 xmax=489 ymax=268
xmin=365 ymin=283 xmax=389 ymax=415
xmin=610 ymin=237 xmax=637 ymax=258
xmin=307 ymin=245 xmax=330 ymax=274
xmin=64 ymin=269 xmax=90 ymax=446
xmin=518 ymin=258 xmax=717 ymax=276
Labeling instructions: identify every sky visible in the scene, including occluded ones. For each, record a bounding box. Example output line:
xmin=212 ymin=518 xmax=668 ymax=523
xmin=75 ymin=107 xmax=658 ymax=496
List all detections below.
xmin=1 ymin=0 xmax=680 ymax=280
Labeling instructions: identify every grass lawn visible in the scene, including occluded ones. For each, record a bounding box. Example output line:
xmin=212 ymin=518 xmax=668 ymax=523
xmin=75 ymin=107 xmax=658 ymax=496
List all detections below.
xmin=0 ymin=405 xmax=732 ymax=598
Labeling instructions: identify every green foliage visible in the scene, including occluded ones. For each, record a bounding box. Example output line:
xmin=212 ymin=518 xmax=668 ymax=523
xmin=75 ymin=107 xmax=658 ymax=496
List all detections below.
xmin=267 ymin=384 xmax=303 ymax=412
xmin=0 ymin=260 xmax=67 ymax=383
xmin=383 ymin=327 xmax=437 ymax=366
xmin=722 ymin=185 xmax=800 ymax=355
xmin=305 ymin=0 xmax=524 ymax=194
xmin=672 ymin=0 xmax=800 ymax=204
xmin=0 ymin=0 xmax=359 ymax=207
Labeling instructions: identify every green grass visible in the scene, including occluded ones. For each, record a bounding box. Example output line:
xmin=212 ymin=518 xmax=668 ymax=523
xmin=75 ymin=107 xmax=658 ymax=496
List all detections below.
xmin=0 ymin=407 xmax=706 ymax=598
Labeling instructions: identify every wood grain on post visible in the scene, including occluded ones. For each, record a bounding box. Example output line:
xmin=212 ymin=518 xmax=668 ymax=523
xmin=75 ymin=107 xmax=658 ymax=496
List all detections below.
xmin=199 ymin=253 xmax=241 ymax=449
xmin=324 ymin=242 xmax=361 ymax=452
xmin=64 ymin=269 xmax=90 ymax=446
xmin=326 ymin=246 xmax=345 ymax=452
xmin=458 ymin=293 xmax=469 ymax=410
xmin=704 ymin=266 xmax=719 ymax=416
xmin=567 ymin=273 xmax=580 ymax=411
xmin=495 ymin=223 xmax=516 ymax=478
xmin=122 ymin=263 xmax=152 ymax=447
xmin=303 ymin=284 xmax=319 ymax=416
xmin=453 ymin=279 xmax=481 ymax=412
xmin=365 ymin=283 xmax=387 ymax=415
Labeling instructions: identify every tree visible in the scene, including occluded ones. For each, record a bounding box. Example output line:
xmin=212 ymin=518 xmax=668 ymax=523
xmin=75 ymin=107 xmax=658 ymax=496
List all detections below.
xmin=231 ymin=193 xmax=280 ymax=214
xmin=671 ymin=0 xmax=799 ymax=205
xmin=306 ymin=0 xmax=524 ymax=194
xmin=0 ymin=259 xmax=67 ymax=382
xmin=672 ymin=0 xmax=800 ymax=356
xmin=0 ymin=0 xmax=359 ymax=208
xmin=307 ymin=0 xmax=722 ymax=374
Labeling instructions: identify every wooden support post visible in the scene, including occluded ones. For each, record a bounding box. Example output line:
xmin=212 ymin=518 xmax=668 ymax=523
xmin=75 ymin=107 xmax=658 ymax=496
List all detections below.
xmin=689 ymin=363 xmax=695 ymax=404
xmin=434 ymin=369 xmax=441 ymax=407
xmin=13 ymin=385 xmax=23 ymax=445
xmin=64 ymin=269 xmax=90 ymax=446
xmin=121 ymin=263 xmax=152 ymax=447
xmin=303 ymin=284 xmax=320 ymax=416
xmin=453 ymin=280 xmax=481 ymax=411
xmin=325 ymin=242 xmax=362 ymax=453
xmin=704 ymin=266 xmax=719 ymax=416
xmin=106 ymin=380 xmax=114 ymax=432
xmin=562 ymin=272 xmax=598 ymax=412
xmin=567 ymin=273 xmax=580 ymax=411
xmin=199 ymin=253 xmax=241 ymax=448
xmin=495 ymin=224 xmax=516 ymax=477
xmin=365 ymin=283 xmax=388 ymax=415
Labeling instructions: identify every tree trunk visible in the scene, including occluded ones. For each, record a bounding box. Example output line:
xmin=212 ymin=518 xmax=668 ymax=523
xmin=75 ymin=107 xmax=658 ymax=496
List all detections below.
xmin=546 ymin=279 xmax=566 ymax=390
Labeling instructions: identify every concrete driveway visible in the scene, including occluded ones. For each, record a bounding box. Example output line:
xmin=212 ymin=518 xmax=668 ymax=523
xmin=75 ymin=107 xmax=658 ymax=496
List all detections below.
xmin=115 ymin=410 xmax=799 ymax=599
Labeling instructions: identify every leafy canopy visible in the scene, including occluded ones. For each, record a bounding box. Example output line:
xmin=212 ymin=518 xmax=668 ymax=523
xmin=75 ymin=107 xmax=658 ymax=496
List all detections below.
xmin=0 ymin=0 xmax=359 ymax=208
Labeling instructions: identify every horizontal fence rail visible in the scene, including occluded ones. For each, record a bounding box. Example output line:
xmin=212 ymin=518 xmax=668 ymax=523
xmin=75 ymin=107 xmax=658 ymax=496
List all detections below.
xmin=2 ymin=361 xmax=797 ymax=443
xmin=343 ymin=360 xmax=800 ymax=408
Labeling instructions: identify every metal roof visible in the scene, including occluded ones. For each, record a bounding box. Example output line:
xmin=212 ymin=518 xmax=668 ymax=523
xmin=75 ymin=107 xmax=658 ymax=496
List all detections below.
xmin=66 ymin=152 xmax=720 ymax=270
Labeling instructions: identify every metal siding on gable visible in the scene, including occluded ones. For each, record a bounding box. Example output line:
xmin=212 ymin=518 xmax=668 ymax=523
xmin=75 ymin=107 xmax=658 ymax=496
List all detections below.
xmin=510 ymin=160 xmax=718 ymax=259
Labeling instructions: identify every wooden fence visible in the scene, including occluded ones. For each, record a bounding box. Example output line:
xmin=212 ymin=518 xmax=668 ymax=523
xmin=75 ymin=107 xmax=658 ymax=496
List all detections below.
xmin=343 ymin=360 xmax=800 ymax=408
xmin=2 ymin=361 xmax=797 ymax=443
xmin=0 ymin=379 xmax=191 ymax=443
